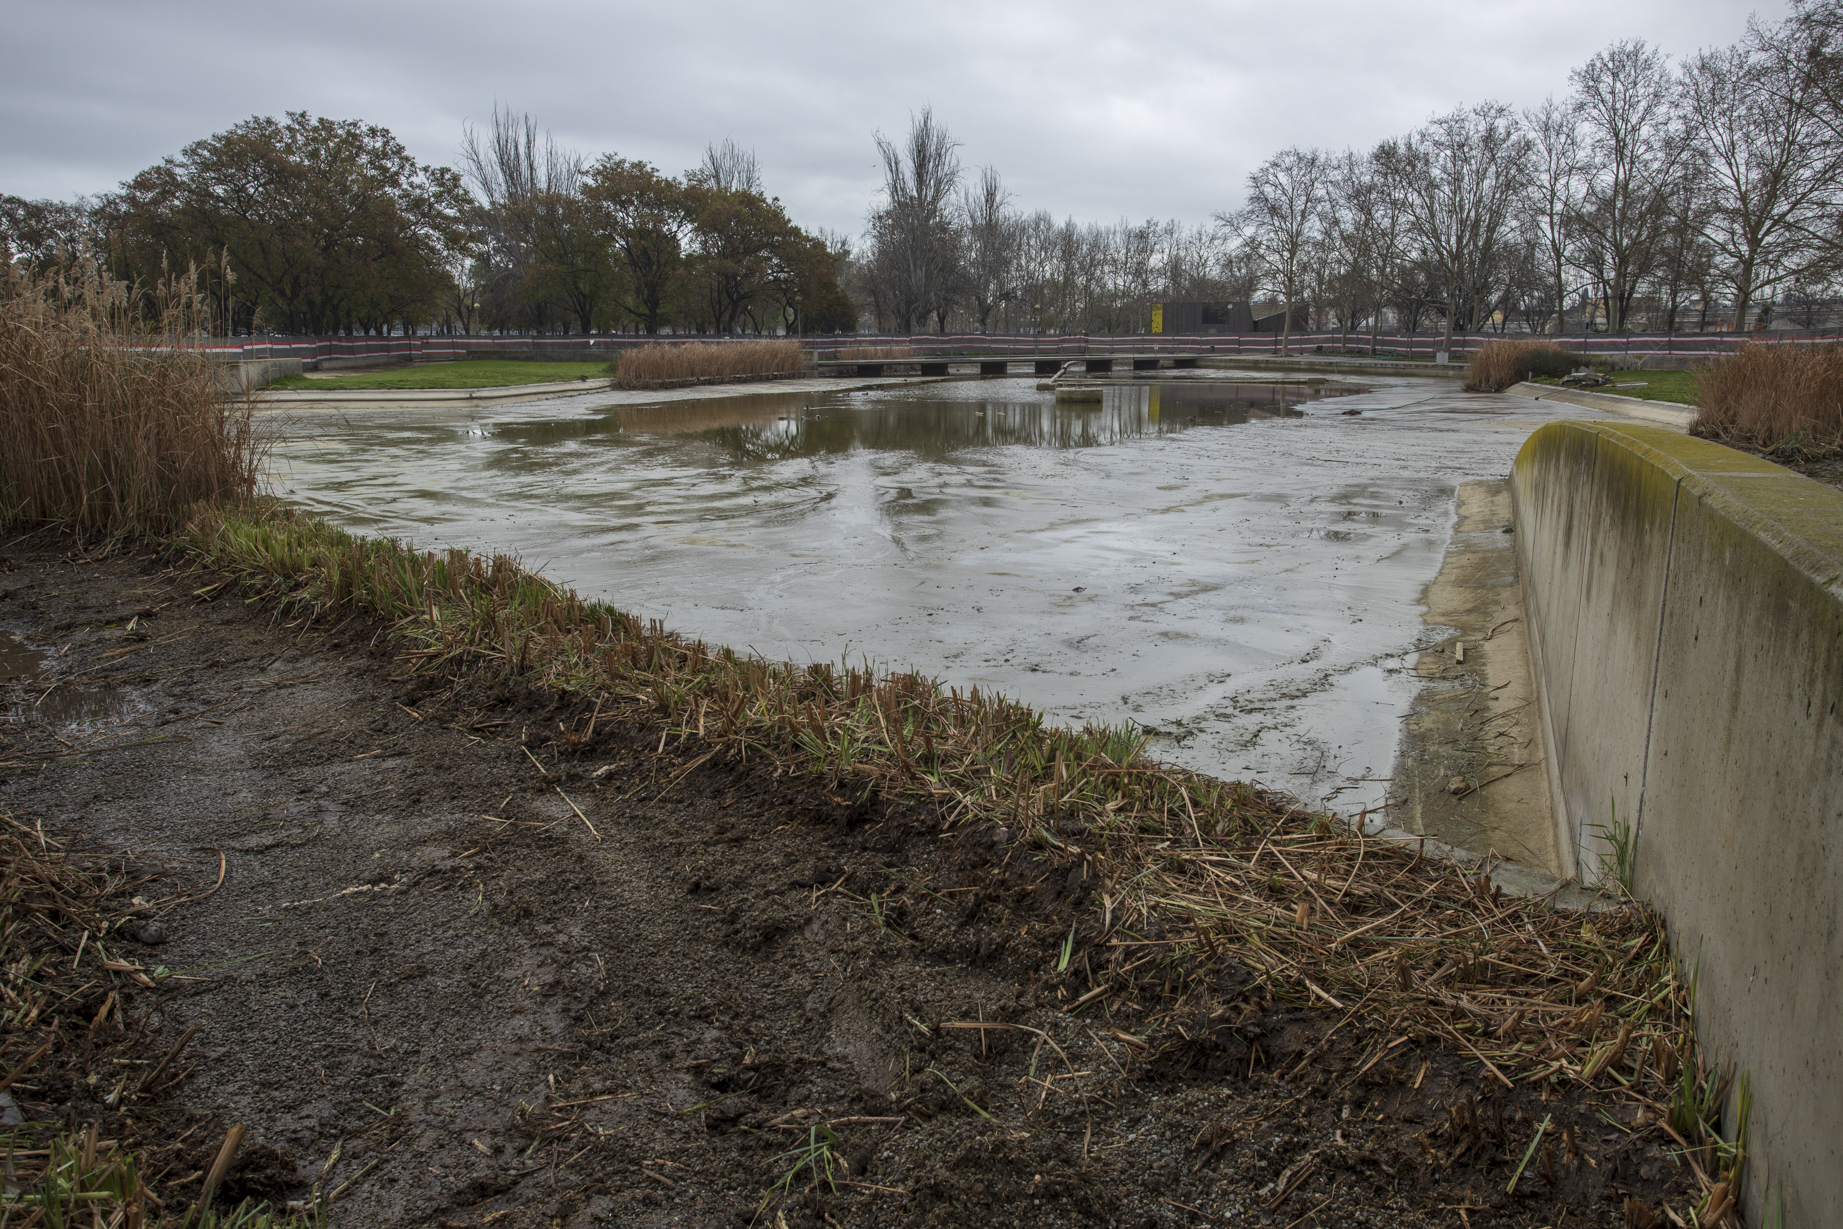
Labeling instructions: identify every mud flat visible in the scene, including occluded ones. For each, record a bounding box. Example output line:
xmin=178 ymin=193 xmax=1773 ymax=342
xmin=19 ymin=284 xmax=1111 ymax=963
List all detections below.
xmin=1388 ymin=480 xmax=1560 ymax=879
xmin=0 ymin=530 xmax=1709 ymax=1227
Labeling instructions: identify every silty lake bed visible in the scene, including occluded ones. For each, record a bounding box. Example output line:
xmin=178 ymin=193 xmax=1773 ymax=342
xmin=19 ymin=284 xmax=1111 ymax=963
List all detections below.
xmin=263 ymin=373 xmax=1623 ymax=815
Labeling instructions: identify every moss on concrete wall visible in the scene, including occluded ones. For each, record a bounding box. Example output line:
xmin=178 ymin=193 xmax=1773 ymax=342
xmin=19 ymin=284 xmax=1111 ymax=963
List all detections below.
xmin=1512 ymin=420 xmax=1843 ymax=1227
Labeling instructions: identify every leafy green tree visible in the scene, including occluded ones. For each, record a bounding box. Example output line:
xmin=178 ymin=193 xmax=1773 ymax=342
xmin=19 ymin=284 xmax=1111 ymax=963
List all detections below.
xmin=767 ymin=229 xmax=857 ymax=333
xmin=684 ymin=180 xmax=792 ymax=333
xmin=0 ymin=196 xmax=102 ymax=281
xmin=112 ymin=112 xmax=468 ymax=334
xmin=583 ymin=157 xmax=689 ymax=333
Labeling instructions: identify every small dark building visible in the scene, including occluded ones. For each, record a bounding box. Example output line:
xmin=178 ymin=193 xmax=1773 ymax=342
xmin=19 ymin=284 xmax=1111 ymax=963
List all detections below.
xmin=1155 ymin=301 xmax=1256 ymax=335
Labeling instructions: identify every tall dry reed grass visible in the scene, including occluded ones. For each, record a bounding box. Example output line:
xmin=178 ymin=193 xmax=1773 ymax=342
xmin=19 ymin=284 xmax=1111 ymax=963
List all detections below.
xmin=1463 ymin=338 xmax=1578 ymax=392
xmin=0 ymin=267 xmax=259 ymax=536
xmin=610 ymin=339 xmax=807 ymax=389
xmin=1694 ymin=342 xmax=1843 ymax=454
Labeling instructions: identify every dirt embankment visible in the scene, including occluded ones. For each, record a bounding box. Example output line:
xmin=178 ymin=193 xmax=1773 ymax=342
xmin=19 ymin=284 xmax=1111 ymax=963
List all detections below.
xmin=0 ymin=532 xmax=1705 ymax=1228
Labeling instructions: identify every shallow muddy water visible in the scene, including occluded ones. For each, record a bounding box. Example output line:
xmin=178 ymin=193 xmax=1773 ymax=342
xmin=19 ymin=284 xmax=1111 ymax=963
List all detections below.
xmin=266 ymin=375 xmax=1615 ymax=812
xmin=0 ymin=629 xmax=130 ymax=726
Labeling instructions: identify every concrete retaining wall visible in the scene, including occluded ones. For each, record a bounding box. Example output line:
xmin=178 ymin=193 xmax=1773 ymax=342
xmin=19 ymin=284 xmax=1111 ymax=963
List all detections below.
xmin=1511 ymin=421 xmax=1843 ymax=1226
xmin=216 ymin=358 xmax=301 ymax=393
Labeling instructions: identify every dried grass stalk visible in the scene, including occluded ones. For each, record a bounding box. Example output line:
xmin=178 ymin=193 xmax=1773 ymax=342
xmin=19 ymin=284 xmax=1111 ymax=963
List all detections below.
xmin=611 ymin=339 xmax=807 ymax=389
xmin=0 ymin=265 xmax=259 ymax=536
xmin=1463 ymin=339 xmax=1577 ymax=392
xmin=1693 ymin=342 xmax=1843 ymax=455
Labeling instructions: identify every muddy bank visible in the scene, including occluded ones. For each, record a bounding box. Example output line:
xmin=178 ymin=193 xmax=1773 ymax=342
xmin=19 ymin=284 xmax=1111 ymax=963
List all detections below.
xmin=0 ymin=533 xmax=1703 ymax=1227
xmin=1389 ymin=481 xmax=1558 ymax=877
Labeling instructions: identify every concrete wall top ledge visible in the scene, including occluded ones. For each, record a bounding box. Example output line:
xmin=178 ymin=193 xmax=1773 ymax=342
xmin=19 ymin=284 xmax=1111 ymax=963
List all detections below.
xmin=1531 ymin=420 xmax=1843 ymax=593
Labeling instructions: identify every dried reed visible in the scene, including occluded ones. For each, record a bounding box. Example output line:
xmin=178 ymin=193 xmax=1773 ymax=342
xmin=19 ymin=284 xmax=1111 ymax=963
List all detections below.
xmin=173 ymin=504 xmax=1744 ymax=1212
xmin=610 ymin=339 xmax=807 ymax=389
xmin=0 ymin=267 xmax=260 ymax=537
xmin=1693 ymin=342 xmax=1843 ymax=455
xmin=1463 ymin=339 xmax=1577 ymax=392
xmin=0 ymin=812 xmax=312 ymax=1225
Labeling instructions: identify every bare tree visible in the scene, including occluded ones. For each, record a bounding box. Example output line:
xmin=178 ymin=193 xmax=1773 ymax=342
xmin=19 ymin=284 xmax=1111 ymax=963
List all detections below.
xmin=1523 ymin=97 xmax=1585 ymax=333
xmin=1393 ymin=103 xmax=1532 ymax=355
xmin=1222 ymin=147 xmax=1327 ymax=354
xmin=1569 ymin=41 xmax=1687 ymax=331
xmin=868 ymin=107 xmax=963 ymax=332
xmin=458 ymin=106 xmax=593 ymax=331
xmin=959 ymin=165 xmax=1017 ymax=332
xmin=1326 ymin=145 xmax=1407 ymax=353
xmin=696 ymin=138 xmax=763 ymax=196
xmin=1687 ymin=24 xmax=1843 ymax=331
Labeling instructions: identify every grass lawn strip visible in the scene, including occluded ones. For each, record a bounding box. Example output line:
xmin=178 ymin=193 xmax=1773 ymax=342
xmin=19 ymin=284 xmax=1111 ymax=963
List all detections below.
xmin=1527 ymin=369 xmax=1701 ymax=406
xmin=266 ymin=359 xmax=611 ymax=391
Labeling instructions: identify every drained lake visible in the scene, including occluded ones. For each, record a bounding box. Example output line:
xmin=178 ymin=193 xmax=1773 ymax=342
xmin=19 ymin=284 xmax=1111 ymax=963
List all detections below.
xmin=265 ymin=374 xmax=1618 ymax=813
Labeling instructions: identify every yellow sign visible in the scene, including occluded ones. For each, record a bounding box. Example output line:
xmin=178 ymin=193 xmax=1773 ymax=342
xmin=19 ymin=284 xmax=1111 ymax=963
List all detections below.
xmin=1151 ymin=303 xmax=1163 ymax=334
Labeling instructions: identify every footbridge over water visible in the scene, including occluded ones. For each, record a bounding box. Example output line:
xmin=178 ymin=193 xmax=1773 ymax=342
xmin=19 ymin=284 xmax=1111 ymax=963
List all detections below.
xmin=811 ymin=351 xmax=1207 ymax=378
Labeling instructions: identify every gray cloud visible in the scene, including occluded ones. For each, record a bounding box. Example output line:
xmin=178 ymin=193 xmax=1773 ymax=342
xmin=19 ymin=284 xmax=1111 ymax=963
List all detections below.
xmin=1 ymin=0 xmax=1788 ymax=236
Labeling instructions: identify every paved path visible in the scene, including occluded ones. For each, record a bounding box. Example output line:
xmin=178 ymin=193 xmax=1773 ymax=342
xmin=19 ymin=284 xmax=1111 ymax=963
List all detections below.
xmin=1508 ymin=381 xmax=1695 ymax=430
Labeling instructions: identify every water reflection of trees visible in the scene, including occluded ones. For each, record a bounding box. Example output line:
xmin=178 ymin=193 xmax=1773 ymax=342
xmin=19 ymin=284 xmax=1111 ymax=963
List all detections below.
xmin=483 ymin=382 xmax=1344 ymax=461
xmin=698 ymin=384 xmax=1325 ymax=461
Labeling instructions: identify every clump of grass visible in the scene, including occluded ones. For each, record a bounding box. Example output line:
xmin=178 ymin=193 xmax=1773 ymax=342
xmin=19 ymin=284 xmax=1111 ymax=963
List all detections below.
xmin=0 ymin=266 xmax=259 ymax=536
xmin=1590 ymin=797 xmax=1637 ymax=897
xmin=762 ymin=1124 xmax=842 ymax=1208
xmin=1693 ymin=342 xmax=1843 ymax=456
xmin=609 ymin=339 xmax=807 ymax=389
xmin=1463 ymin=339 xmax=1578 ymax=392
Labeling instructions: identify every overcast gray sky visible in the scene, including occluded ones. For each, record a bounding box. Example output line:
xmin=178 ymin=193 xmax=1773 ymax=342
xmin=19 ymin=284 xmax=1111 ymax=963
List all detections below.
xmin=1 ymin=0 xmax=1786 ymax=237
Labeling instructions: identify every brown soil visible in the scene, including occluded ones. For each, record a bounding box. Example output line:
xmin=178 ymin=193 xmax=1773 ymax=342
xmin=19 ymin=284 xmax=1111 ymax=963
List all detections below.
xmin=0 ymin=531 xmax=1705 ymax=1228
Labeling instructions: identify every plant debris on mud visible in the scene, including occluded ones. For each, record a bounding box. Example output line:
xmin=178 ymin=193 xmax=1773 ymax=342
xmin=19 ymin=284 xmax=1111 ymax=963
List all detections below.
xmin=0 ymin=530 xmax=1734 ymax=1227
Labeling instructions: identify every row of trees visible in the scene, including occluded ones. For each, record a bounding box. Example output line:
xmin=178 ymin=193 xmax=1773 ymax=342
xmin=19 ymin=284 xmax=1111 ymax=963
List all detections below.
xmin=9 ymin=3 xmax=1843 ymax=338
xmin=850 ymin=2 xmax=1843 ymax=341
xmin=0 ymin=111 xmax=855 ymax=336
xmin=854 ymin=107 xmax=1245 ymax=334
xmin=1228 ymin=2 xmax=1843 ymax=350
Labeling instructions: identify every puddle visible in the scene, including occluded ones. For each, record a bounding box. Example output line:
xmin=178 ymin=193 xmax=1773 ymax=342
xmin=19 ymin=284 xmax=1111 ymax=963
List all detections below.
xmin=0 ymin=629 xmax=131 ymax=727
xmin=267 ymin=375 xmax=1626 ymax=810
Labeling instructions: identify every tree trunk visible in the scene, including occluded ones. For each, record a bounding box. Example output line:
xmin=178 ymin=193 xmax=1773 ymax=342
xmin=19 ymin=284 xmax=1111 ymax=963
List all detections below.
xmin=1281 ymin=279 xmax=1293 ymax=356
xmin=1731 ymin=257 xmax=1754 ymax=333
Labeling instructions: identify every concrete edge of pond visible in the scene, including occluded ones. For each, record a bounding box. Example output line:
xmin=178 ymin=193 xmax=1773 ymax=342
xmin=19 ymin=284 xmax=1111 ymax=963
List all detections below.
xmin=1349 ymin=819 xmax=1612 ymax=910
xmin=1512 ymin=419 xmax=1843 ymax=1225
xmin=256 ymin=377 xmax=618 ymax=405
xmin=1506 ymin=381 xmax=1694 ymax=430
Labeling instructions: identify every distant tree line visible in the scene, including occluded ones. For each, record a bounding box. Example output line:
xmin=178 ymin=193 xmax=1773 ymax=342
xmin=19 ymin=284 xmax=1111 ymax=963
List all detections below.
xmin=1218 ymin=1 xmax=1843 ymax=351
xmin=852 ymin=107 xmax=1246 ymax=335
xmin=851 ymin=2 xmax=1843 ymax=342
xmin=9 ymin=3 xmax=1843 ymax=340
xmin=0 ymin=110 xmax=856 ymax=337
